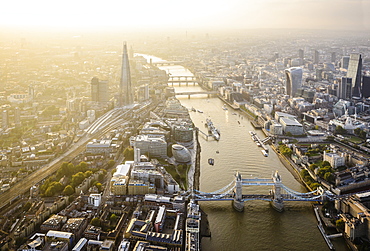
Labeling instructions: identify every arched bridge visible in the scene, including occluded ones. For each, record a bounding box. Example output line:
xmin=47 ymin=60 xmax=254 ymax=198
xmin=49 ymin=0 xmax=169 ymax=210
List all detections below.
xmin=182 ymin=171 xmax=339 ymax=212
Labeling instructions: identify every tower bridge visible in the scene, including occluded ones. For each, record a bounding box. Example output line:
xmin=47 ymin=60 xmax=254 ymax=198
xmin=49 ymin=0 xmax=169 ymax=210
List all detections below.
xmin=182 ymin=171 xmax=339 ymax=212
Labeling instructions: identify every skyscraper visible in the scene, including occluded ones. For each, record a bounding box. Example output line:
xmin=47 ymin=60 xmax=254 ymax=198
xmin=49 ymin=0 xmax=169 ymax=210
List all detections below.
xmin=2 ymin=110 xmax=8 ymax=129
xmin=298 ymin=49 xmax=304 ymax=60
xmin=338 ymin=77 xmax=352 ymax=100
xmin=341 ymin=56 xmax=350 ymax=69
xmin=362 ymin=76 xmax=370 ymax=98
xmin=331 ymin=52 xmax=336 ymax=63
xmin=347 ymin=53 xmax=362 ymax=98
xmin=285 ymin=67 xmax=303 ymax=97
xmin=91 ymin=77 xmax=109 ymax=103
xmin=120 ymin=42 xmax=133 ymax=105
xmin=314 ymin=50 xmax=319 ymax=64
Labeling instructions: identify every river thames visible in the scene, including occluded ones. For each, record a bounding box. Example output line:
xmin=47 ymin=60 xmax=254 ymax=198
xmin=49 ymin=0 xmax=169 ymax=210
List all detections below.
xmin=142 ymin=55 xmax=349 ymax=251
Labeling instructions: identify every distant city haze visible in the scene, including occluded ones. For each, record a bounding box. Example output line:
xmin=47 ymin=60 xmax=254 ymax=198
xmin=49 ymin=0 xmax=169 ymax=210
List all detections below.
xmin=1 ymin=0 xmax=369 ymax=31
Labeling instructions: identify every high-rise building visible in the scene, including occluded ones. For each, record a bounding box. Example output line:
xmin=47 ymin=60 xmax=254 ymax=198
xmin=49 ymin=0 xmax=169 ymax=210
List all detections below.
xmin=338 ymin=77 xmax=352 ymax=100
xmin=2 ymin=110 xmax=8 ymax=129
xmin=341 ymin=56 xmax=350 ymax=69
xmin=120 ymin=42 xmax=133 ymax=105
xmin=347 ymin=53 xmax=362 ymax=98
xmin=331 ymin=52 xmax=336 ymax=63
xmin=298 ymin=49 xmax=304 ymax=60
xmin=314 ymin=50 xmax=319 ymax=64
xmin=14 ymin=107 xmax=21 ymax=126
xmin=28 ymin=84 xmax=35 ymax=100
xmin=285 ymin=67 xmax=303 ymax=97
xmin=362 ymin=76 xmax=370 ymax=98
xmin=91 ymin=77 xmax=109 ymax=103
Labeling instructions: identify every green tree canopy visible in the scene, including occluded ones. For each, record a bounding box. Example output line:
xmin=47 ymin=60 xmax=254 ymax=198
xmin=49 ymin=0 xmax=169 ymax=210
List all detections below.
xmin=95 ymin=182 xmax=103 ymax=192
xmin=309 ymin=163 xmax=318 ymax=171
xmin=71 ymin=172 xmax=85 ymax=188
xmin=336 ymin=218 xmax=345 ymax=231
xmin=335 ymin=126 xmax=346 ymax=135
xmin=91 ymin=217 xmax=102 ymax=227
xmin=110 ymin=214 xmax=118 ymax=224
xmin=107 ymin=160 xmax=115 ymax=169
xmin=123 ymin=147 xmax=134 ymax=161
xmin=63 ymin=185 xmax=75 ymax=196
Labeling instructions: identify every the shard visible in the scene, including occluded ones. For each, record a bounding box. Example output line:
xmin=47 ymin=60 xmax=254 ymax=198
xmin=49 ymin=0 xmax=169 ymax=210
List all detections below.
xmin=120 ymin=42 xmax=133 ymax=105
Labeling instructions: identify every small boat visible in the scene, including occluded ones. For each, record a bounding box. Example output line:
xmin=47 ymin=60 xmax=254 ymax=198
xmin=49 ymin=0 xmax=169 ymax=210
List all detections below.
xmin=222 ymin=104 xmax=228 ymax=110
xmin=232 ymin=113 xmax=237 ymax=115
xmin=216 ymin=150 xmax=219 ymax=154
xmin=237 ymin=121 xmax=240 ymax=124
xmin=208 ymin=158 xmax=214 ymax=165
xmin=197 ymin=110 xmax=203 ymax=113
xmin=191 ymin=107 xmax=196 ymax=112
xmin=261 ymin=150 xmax=268 ymax=157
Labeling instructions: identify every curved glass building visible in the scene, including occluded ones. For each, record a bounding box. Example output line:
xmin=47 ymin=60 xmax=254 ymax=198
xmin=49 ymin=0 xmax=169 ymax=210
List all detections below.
xmin=285 ymin=67 xmax=303 ymax=97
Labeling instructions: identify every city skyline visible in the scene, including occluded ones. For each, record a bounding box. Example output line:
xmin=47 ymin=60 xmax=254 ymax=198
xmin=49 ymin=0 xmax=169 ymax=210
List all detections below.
xmin=0 ymin=0 xmax=369 ymax=31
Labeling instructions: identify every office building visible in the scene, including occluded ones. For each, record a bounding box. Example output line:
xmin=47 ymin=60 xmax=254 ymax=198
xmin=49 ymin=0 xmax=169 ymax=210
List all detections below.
xmin=14 ymin=107 xmax=21 ymax=126
xmin=341 ymin=56 xmax=350 ymax=69
xmin=331 ymin=52 xmax=336 ymax=63
xmin=314 ymin=50 xmax=319 ymax=64
xmin=120 ymin=42 xmax=133 ymax=105
xmin=298 ymin=49 xmax=304 ymax=60
xmin=91 ymin=77 xmax=109 ymax=103
xmin=285 ymin=67 xmax=303 ymax=97
xmin=347 ymin=54 xmax=362 ymax=98
xmin=338 ymin=77 xmax=352 ymax=100
xmin=362 ymin=76 xmax=370 ymax=98
xmin=130 ymin=135 xmax=167 ymax=158
xmin=2 ymin=110 xmax=8 ymax=129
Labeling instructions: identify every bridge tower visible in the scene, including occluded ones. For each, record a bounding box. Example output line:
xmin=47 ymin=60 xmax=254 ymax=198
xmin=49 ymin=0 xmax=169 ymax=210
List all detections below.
xmin=233 ymin=171 xmax=244 ymax=212
xmin=318 ymin=186 xmax=327 ymax=202
xmin=271 ymin=171 xmax=284 ymax=212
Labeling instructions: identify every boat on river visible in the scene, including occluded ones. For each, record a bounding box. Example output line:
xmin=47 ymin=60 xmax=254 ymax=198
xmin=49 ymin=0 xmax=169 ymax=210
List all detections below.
xmin=206 ymin=118 xmax=220 ymax=141
xmin=261 ymin=149 xmax=268 ymax=157
xmin=208 ymin=158 xmax=214 ymax=165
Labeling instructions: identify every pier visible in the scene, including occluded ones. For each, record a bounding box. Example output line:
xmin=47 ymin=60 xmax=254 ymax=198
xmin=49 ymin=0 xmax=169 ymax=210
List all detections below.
xmin=314 ymin=206 xmax=341 ymax=250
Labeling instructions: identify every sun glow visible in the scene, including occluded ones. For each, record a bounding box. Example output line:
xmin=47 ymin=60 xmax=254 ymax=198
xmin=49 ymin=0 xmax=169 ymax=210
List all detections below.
xmin=0 ymin=0 xmax=368 ymax=30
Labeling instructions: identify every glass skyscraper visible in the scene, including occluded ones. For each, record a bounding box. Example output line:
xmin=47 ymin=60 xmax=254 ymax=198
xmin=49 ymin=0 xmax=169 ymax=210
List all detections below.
xmin=347 ymin=53 xmax=362 ymax=98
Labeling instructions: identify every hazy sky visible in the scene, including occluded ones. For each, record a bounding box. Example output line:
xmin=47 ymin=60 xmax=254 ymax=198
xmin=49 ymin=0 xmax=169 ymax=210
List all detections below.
xmin=1 ymin=0 xmax=369 ymax=31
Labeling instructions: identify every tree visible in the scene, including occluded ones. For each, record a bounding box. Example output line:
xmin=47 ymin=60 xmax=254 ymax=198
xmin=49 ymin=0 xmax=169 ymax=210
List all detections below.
xmin=309 ymin=164 xmax=318 ymax=172
xmin=67 ymin=163 xmax=75 ymax=176
xmin=310 ymin=183 xmax=321 ymax=190
xmin=71 ymin=172 xmax=85 ymax=188
xmin=95 ymin=182 xmax=103 ymax=192
xmin=110 ymin=214 xmax=118 ymax=224
xmin=336 ymin=218 xmax=345 ymax=232
xmin=63 ymin=185 xmax=75 ymax=196
xmin=84 ymin=170 xmax=93 ymax=178
xmin=322 ymin=161 xmax=331 ymax=168
xmin=324 ymin=172 xmax=335 ymax=183
xmin=91 ymin=217 xmax=102 ymax=227
xmin=300 ymin=169 xmax=309 ymax=178
xmin=123 ymin=147 xmax=134 ymax=161
xmin=107 ymin=160 xmax=115 ymax=169
xmin=279 ymin=145 xmax=292 ymax=157
xmin=335 ymin=125 xmax=346 ymax=135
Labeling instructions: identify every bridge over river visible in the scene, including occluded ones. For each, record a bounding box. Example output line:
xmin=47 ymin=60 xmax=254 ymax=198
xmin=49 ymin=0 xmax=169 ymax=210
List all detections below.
xmin=182 ymin=171 xmax=340 ymax=212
